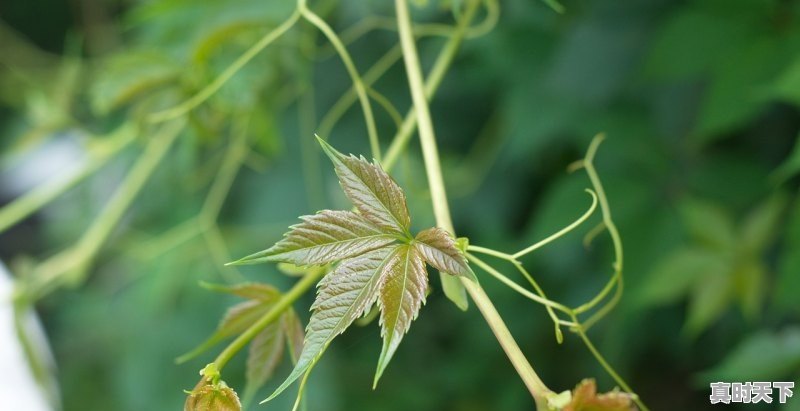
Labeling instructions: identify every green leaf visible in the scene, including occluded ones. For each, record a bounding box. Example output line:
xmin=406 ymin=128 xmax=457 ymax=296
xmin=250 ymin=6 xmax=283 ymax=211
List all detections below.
xmin=776 ymin=201 xmax=800 ymax=312
xmin=732 ymin=261 xmax=766 ymax=322
xmin=317 ymin=137 xmax=411 ymax=236
xmin=738 ymin=193 xmax=787 ymax=255
xmin=89 ymin=51 xmax=179 ymax=115
xmin=414 ymin=227 xmax=474 ymax=279
xmin=243 ymin=321 xmax=285 ymax=403
xmin=177 ymin=284 xmax=280 ymax=363
xmin=696 ymin=328 xmax=800 ymax=382
xmin=218 ymin=301 xmax=276 ymax=340
xmin=264 ymin=247 xmax=393 ymax=402
xmin=771 ymin=133 xmax=800 ymax=184
xmin=375 ymin=244 xmax=427 ymax=386
xmin=679 ymin=198 xmax=736 ymax=251
xmin=772 ymin=56 xmax=800 ymax=107
xmin=230 ymin=210 xmax=395 ymax=266
xmin=637 ymin=247 xmax=725 ymax=307
xmin=685 ymin=269 xmax=733 ymax=337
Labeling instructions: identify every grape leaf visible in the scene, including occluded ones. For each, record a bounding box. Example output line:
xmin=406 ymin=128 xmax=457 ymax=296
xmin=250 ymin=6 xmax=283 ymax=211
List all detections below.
xmin=282 ymin=310 xmax=304 ymax=364
xmin=265 ymin=247 xmax=393 ymax=402
xmin=180 ymin=284 xmax=282 ymax=361
xmin=414 ymin=227 xmax=473 ymax=279
xmin=317 ymin=136 xmax=411 ymax=236
xmin=230 ymin=210 xmax=395 ymax=266
xmin=564 ymin=379 xmax=634 ymax=411
xmin=243 ymin=321 xmax=285 ymax=403
xmin=230 ymin=139 xmax=479 ymax=403
xmin=375 ymin=244 xmax=428 ymax=386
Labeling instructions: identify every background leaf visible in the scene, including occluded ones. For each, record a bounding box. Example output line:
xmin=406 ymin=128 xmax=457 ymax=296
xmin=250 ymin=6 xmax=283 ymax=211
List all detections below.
xmin=243 ymin=320 xmax=285 ymax=403
xmin=696 ymin=328 xmax=800 ymax=382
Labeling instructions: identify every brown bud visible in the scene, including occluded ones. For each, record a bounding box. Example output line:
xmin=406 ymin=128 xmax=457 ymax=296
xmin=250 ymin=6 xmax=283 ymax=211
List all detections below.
xmin=184 ymin=379 xmax=242 ymax=411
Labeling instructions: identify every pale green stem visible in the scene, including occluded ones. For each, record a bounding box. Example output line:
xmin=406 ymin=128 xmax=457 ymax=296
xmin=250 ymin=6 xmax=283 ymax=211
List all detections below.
xmin=367 ymin=87 xmax=404 ymax=131
xmin=318 ymin=0 xmax=499 ymax=144
xmin=395 ymin=0 xmax=550 ymax=406
xmin=24 ymin=120 xmax=185 ymax=299
xmin=317 ymin=0 xmax=497 ymax=60
xmin=146 ymin=11 xmax=300 ymax=123
xmin=317 ymin=45 xmax=403 ymax=140
xmin=569 ymin=314 xmax=649 ymax=411
xmin=204 ymin=226 xmax=245 ymax=283
xmin=572 ymin=135 xmax=624 ymax=316
xmin=199 ymin=119 xmax=250 ymax=225
xmin=467 ymin=246 xmax=568 ymax=342
xmin=0 ymin=124 xmax=136 ymax=234
xmin=130 ymin=217 xmax=201 ymax=261
xmin=467 ymin=254 xmax=572 ymax=314
xmin=513 ymin=189 xmax=598 ymax=259
xmin=383 ymin=0 xmax=487 ymax=172
xmin=511 ymin=261 xmax=564 ymax=343
xmin=394 ymin=0 xmax=463 ymax=309
xmin=214 ymin=270 xmax=323 ymax=371
xmin=297 ymin=23 xmax=325 ymax=211
xmin=467 ymin=245 xmax=514 ymax=260
xmin=582 ymin=221 xmax=606 ymax=248
xmin=299 ymin=0 xmax=381 ymax=162
xmin=129 ymin=120 xmax=250 ymax=262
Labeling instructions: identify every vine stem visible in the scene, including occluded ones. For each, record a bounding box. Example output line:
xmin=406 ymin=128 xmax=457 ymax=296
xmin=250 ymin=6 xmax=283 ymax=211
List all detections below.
xmin=383 ymin=0 xmax=494 ymax=172
xmin=22 ymin=120 xmax=185 ymax=300
xmin=394 ymin=0 xmax=551 ymax=406
xmin=299 ymin=0 xmax=382 ymax=162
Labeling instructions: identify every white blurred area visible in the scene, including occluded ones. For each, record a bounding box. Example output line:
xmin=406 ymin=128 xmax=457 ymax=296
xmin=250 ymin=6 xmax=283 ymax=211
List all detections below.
xmin=0 ymin=261 xmax=57 ymax=411
xmin=0 ymin=130 xmax=93 ymax=411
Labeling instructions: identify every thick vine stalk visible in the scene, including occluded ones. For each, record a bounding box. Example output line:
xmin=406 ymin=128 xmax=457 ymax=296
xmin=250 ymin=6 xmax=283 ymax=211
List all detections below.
xmin=394 ymin=0 xmax=552 ymax=406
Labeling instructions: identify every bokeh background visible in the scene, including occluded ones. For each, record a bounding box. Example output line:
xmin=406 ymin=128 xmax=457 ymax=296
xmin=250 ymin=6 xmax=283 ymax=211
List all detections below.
xmin=1 ymin=0 xmax=799 ymax=410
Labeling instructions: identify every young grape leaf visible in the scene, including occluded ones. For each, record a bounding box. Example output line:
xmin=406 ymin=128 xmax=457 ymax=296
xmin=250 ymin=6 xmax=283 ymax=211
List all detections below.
xmin=185 ymin=378 xmax=242 ymax=411
xmin=317 ymin=136 xmax=411 ymax=236
xmin=229 ymin=210 xmax=395 ymax=266
xmin=235 ymin=139 xmax=479 ymax=403
xmin=178 ymin=284 xmax=282 ymax=363
xmin=414 ymin=227 xmax=474 ymax=279
xmin=243 ymin=321 xmax=285 ymax=403
xmin=282 ymin=310 xmax=304 ymax=363
xmin=374 ymin=244 xmax=428 ymax=386
xmin=265 ymin=247 xmax=393 ymax=402
xmin=564 ymin=379 xmax=634 ymax=411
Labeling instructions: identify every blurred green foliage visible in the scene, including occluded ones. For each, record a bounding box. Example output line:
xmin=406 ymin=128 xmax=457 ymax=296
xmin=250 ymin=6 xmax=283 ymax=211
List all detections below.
xmin=0 ymin=0 xmax=799 ymax=410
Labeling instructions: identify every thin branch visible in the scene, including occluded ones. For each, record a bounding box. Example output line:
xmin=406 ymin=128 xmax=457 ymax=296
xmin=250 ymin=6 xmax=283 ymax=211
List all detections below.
xmin=572 ymin=135 xmax=624 ymax=316
xmin=513 ymin=189 xmax=598 ymax=259
xmin=299 ymin=0 xmax=381 ymax=162
xmin=214 ymin=271 xmax=323 ymax=371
